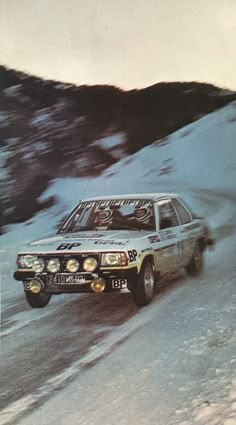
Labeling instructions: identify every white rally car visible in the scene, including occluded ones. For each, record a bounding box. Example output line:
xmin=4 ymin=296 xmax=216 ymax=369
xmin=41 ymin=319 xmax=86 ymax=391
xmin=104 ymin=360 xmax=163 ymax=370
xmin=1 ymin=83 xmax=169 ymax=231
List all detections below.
xmin=14 ymin=193 xmax=214 ymax=308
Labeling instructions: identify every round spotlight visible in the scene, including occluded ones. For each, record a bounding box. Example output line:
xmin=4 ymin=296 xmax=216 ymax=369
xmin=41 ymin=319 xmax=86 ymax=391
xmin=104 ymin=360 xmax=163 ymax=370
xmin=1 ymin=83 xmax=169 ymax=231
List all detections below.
xmin=83 ymin=257 xmax=98 ymax=272
xmin=47 ymin=258 xmax=61 ymax=273
xmin=66 ymin=258 xmax=79 ymax=273
xmin=28 ymin=279 xmax=43 ymax=293
xmin=32 ymin=258 xmax=45 ymax=273
xmin=91 ymin=278 xmax=106 ymax=293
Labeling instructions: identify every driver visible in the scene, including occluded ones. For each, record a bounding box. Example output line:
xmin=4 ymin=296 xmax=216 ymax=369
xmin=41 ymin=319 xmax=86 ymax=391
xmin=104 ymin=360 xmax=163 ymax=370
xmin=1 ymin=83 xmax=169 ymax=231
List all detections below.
xmin=134 ymin=206 xmax=153 ymax=226
xmin=95 ymin=207 xmax=113 ymax=226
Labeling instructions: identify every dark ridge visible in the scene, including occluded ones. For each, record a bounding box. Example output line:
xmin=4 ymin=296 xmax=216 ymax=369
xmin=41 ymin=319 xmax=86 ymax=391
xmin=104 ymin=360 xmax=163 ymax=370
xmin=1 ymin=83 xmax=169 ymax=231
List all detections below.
xmin=0 ymin=64 xmax=235 ymax=228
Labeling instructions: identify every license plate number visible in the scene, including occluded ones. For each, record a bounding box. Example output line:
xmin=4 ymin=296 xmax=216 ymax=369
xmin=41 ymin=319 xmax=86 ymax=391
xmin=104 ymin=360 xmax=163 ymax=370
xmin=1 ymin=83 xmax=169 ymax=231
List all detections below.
xmin=47 ymin=274 xmax=87 ymax=284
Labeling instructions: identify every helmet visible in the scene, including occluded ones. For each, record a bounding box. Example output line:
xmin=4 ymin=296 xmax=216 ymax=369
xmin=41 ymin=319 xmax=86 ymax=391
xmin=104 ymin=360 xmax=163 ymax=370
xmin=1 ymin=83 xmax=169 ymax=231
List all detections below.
xmin=134 ymin=206 xmax=151 ymax=223
xmin=96 ymin=207 xmax=113 ymax=224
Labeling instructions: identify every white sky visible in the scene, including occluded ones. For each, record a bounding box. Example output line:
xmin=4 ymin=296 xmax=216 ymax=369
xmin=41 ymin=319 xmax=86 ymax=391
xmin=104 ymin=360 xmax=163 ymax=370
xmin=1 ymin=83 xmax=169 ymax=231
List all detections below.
xmin=1 ymin=0 xmax=236 ymax=90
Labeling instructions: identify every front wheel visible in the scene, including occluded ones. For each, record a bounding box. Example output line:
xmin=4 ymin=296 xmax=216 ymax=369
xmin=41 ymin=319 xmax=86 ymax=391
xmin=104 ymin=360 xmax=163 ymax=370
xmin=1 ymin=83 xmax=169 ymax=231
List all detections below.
xmin=131 ymin=261 xmax=155 ymax=307
xmin=185 ymin=242 xmax=204 ymax=276
xmin=25 ymin=291 xmax=51 ymax=308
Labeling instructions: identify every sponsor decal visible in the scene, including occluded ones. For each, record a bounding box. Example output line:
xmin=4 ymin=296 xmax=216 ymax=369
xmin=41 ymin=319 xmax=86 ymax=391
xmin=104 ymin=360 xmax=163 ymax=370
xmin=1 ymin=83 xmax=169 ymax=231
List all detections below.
xmin=57 ymin=243 xmax=82 ymax=250
xmin=148 ymin=234 xmax=161 ymax=244
xmin=80 ymin=199 xmax=152 ymax=208
xmin=94 ymin=240 xmax=128 ymax=246
xmin=128 ymin=250 xmax=138 ymax=262
xmin=160 ymin=229 xmax=176 ymax=240
xmin=112 ymin=279 xmax=128 ymax=289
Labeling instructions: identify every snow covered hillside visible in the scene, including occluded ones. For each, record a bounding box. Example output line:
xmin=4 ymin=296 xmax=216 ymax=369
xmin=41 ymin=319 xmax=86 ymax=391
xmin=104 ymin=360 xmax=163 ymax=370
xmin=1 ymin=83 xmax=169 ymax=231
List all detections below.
xmin=1 ymin=101 xmax=236 ymax=303
xmin=1 ymin=102 xmax=236 ymax=425
xmin=36 ymin=100 xmax=236 ymax=220
xmin=3 ymin=65 xmax=235 ymax=229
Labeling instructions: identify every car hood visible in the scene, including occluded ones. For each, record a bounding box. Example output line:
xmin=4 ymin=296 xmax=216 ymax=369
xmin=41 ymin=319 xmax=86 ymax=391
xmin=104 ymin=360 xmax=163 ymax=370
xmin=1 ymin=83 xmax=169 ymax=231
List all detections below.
xmin=21 ymin=230 xmax=152 ymax=254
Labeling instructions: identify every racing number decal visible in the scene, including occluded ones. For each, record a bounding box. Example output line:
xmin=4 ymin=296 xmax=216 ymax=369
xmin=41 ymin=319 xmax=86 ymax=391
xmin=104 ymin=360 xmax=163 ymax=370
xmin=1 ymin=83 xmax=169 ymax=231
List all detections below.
xmin=177 ymin=241 xmax=184 ymax=263
xmin=128 ymin=250 xmax=137 ymax=262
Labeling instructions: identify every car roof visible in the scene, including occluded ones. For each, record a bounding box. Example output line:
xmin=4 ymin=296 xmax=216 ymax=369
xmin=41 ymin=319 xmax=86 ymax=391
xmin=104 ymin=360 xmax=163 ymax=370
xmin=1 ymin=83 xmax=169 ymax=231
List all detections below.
xmin=81 ymin=193 xmax=179 ymax=202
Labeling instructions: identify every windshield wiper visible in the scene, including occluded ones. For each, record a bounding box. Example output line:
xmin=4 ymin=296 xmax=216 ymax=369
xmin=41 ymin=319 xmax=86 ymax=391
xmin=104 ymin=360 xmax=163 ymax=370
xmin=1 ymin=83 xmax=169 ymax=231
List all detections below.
xmin=59 ymin=226 xmax=95 ymax=233
xmin=109 ymin=225 xmax=141 ymax=231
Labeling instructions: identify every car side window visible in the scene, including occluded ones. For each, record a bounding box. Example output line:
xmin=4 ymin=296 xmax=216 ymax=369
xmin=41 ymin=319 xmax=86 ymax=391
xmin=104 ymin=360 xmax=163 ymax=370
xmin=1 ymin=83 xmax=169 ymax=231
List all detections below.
xmin=172 ymin=199 xmax=191 ymax=224
xmin=158 ymin=199 xmax=179 ymax=229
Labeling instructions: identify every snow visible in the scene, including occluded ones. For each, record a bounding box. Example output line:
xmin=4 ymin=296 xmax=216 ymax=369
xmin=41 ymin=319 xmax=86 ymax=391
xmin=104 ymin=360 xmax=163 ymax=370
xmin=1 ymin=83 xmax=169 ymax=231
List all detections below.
xmin=1 ymin=101 xmax=236 ymax=424
xmin=31 ymin=112 xmax=52 ymax=125
xmin=0 ymin=111 xmax=11 ymax=127
xmin=93 ymin=133 xmax=125 ymax=150
xmin=7 ymin=238 xmax=235 ymax=425
xmin=0 ymin=146 xmax=11 ymax=179
xmin=3 ymin=84 xmax=22 ymax=98
xmin=92 ymin=133 xmax=127 ymax=159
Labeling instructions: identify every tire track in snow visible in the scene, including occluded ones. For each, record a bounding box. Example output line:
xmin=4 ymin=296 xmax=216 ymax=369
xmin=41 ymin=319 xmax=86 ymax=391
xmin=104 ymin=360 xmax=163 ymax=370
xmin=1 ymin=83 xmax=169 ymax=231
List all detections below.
xmin=0 ymin=280 xmax=189 ymax=425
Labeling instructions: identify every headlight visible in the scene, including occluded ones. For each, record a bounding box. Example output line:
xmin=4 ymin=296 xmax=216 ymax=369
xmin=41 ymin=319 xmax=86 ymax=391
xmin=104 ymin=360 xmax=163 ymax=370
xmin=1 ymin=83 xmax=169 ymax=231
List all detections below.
xmin=47 ymin=258 xmax=60 ymax=273
xmin=18 ymin=255 xmax=38 ymax=268
xmin=32 ymin=258 xmax=45 ymax=273
xmin=83 ymin=257 xmax=98 ymax=272
xmin=66 ymin=258 xmax=80 ymax=273
xmin=101 ymin=252 xmax=128 ymax=266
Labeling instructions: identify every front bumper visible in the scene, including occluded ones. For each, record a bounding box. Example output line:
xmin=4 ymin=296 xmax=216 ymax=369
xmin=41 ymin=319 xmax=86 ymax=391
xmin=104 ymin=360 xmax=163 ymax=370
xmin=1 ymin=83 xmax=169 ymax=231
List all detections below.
xmin=14 ymin=267 xmax=138 ymax=294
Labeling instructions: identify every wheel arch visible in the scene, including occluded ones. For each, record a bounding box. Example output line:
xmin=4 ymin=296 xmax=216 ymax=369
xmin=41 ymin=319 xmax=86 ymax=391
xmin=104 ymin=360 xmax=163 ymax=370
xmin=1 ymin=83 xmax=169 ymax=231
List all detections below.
xmin=140 ymin=254 xmax=154 ymax=270
xmin=139 ymin=254 xmax=159 ymax=283
xmin=198 ymin=236 xmax=206 ymax=252
xmin=131 ymin=255 xmax=156 ymax=307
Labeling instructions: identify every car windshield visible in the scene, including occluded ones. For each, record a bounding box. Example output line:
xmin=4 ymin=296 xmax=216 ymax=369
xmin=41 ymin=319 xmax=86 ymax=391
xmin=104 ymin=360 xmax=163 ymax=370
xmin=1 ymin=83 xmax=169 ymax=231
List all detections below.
xmin=58 ymin=199 xmax=156 ymax=233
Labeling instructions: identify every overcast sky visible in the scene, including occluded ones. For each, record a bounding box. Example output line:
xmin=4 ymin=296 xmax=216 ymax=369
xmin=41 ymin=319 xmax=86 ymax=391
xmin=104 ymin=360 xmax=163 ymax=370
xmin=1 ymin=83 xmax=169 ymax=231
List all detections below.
xmin=1 ymin=0 xmax=236 ymax=89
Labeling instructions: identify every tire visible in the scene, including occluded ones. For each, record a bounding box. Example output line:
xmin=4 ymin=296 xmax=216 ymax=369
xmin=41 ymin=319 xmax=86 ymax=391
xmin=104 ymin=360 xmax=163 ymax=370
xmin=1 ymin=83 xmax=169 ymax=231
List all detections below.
xmin=132 ymin=261 xmax=155 ymax=307
xmin=186 ymin=242 xmax=204 ymax=276
xmin=25 ymin=291 xmax=51 ymax=308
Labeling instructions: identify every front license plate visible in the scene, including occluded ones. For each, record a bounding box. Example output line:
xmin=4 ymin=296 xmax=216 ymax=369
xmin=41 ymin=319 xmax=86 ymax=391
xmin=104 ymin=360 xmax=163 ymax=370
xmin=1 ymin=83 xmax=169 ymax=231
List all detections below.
xmin=47 ymin=274 xmax=88 ymax=284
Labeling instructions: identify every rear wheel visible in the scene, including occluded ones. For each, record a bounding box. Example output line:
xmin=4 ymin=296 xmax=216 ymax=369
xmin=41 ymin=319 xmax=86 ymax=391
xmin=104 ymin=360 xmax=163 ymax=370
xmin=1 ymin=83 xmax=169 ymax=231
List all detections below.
xmin=132 ymin=261 xmax=155 ymax=307
xmin=186 ymin=242 xmax=204 ymax=276
xmin=25 ymin=291 xmax=51 ymax=308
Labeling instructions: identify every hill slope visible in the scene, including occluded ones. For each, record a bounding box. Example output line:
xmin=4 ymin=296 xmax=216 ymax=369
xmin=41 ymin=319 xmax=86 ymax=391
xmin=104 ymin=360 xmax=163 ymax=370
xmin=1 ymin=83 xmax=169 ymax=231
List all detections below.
xmin=1 ymin=65 xmax=236 ymax=227
xmin=2 ymin=100 xmax=235 ymax=244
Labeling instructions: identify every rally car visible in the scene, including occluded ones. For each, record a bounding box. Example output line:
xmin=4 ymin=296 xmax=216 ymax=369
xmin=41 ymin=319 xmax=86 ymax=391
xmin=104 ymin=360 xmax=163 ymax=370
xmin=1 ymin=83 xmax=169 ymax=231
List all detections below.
xmin=14 ymin=193 xmax=214 ymax=308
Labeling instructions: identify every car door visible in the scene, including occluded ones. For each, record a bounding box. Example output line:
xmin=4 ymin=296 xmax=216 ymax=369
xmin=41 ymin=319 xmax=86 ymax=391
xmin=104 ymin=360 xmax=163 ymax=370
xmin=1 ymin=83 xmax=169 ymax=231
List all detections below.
xmin=156 ymin=198 xmax=181 ymax=272
xmin=171 ymin=197 xmax=195 ymax=266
